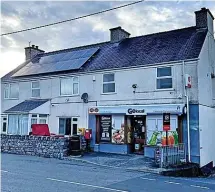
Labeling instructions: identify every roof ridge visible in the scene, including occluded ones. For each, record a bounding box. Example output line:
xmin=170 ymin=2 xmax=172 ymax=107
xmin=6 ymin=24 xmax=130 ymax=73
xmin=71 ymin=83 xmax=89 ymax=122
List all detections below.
xmin=40 ymin=26 xmax=196 ymax=56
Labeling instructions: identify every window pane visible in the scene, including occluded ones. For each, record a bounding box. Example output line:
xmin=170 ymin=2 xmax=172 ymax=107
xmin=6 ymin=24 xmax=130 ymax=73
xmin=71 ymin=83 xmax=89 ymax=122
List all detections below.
xmin=60 ymin=78 xmax=73 ymax=95
xmin=31 ymin=118 xmax=37 ymax=125
xmin=157 ymin=78 xmax=172 ymax=89
xmin=39 ymin=114 xmax=47 ymax=117
xmin=59 ymin=118 xmax=65 ymax=134
xmin=73 ymin=83 xmax=79 ymax=94
xmin=4 ymin=85 xmax=9 ymax=98
xmin=3 ymin=122 xmax=7 ymax=132
xmin=39 ymin=119 xmax=46 ymax=124
xmin=157 ymin=67 xmax=171 ymax=77
xmin=73 ymin=124 xmax=77 ymax=135
xmin=32 ymin=114 xmax=37 ymax=117
xmin=72 ymin=118 xmax=78 ymax=121
xmin=32 ymin=81 xmax=39 ymax=88
xmin=10 ymin=84 xmax=19 ymax=98
xmin=32 ymin=89 xmax=40 ymax=97
xmin=103 ymin=83 xmax=115 ymax=93
xmin=103 ymin=74 xmax=114 ymax=82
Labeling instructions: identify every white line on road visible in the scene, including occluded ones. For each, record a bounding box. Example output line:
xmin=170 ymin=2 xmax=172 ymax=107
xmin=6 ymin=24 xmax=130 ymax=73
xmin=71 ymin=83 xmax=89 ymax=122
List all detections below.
xmin=0 ymin=170 xmax=8 ymax=173
xmin=190 ymin=185 xmax=210 ymax=190
xmin=140 ymin=177 xmax=156 ymax=181
xmin=165 ymin=181 xmax=181 ymax=185
xmin=47 ymin=178 xmax=129 ymax=192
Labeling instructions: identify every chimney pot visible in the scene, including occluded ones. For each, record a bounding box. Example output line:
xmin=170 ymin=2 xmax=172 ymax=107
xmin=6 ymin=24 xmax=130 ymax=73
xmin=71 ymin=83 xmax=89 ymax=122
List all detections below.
xmin=32 ymin=45 xmax=35 ymax=48
xmin=35 ymin=46 xmax=38 ymax=49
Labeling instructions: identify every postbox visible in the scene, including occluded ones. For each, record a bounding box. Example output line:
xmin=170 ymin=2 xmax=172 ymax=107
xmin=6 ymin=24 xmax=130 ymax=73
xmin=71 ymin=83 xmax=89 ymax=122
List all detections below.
xmin=84 ymin=129 xmax=92 ymax=140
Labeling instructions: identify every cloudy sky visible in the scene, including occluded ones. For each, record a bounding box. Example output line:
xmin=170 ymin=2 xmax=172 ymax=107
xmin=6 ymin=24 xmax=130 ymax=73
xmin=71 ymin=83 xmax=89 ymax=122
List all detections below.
xmin=1 ymin=1 xmax=215 ymax=77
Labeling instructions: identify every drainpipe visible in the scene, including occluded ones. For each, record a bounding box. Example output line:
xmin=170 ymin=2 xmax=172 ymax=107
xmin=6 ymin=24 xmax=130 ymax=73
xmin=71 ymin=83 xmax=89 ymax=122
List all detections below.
xmin=183 ymin=60 xmax=191 ymax=162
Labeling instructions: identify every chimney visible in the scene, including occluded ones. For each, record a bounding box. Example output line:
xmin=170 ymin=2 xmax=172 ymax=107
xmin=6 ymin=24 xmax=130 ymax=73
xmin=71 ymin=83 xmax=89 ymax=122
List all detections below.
xmin=24 ymin=45 xmax=45 ymax=60
xmin=195 ymin=7 xmax=214 ymax=35
xmin=110 ymin=26 xmax=130 ymax=42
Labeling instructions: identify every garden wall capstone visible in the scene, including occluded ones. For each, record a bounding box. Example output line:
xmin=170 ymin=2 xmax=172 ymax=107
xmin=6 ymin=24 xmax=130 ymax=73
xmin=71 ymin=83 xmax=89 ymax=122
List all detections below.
xmin=1 ymin=134 xmax=70 ymax=159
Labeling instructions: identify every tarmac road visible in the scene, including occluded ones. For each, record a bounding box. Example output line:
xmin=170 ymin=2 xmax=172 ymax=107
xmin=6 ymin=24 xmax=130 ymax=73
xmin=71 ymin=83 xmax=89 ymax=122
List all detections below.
xmin=1 ymin=153 xmax=215 ymax=192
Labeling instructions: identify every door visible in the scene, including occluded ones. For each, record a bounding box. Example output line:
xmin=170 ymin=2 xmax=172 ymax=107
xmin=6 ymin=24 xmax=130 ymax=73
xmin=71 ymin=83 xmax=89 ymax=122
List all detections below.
xmin=1 ymin=115 xmax=7 ymax=134
xmin=59 ymin=117 xmax=78 ymax=135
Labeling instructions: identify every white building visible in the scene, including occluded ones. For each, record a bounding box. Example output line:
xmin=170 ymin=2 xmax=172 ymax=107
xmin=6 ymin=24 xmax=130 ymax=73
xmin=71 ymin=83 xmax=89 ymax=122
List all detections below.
xmin=1 ymin=8 xmax=215 ymax=167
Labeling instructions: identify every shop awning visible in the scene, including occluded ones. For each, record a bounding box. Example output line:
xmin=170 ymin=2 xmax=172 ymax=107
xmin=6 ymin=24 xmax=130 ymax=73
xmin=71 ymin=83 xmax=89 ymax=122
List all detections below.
xmin=4 ymin=99 xmax=50 ymax=114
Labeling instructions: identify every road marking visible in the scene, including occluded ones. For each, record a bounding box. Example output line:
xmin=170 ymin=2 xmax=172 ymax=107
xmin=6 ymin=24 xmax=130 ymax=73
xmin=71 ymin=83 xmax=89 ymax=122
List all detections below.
xmin=190 ymin=185 xmax=210 ymax=190
xmin=47 ymin=178 xmax=128 ymax=192
xmin=165 ymin=181 xmax=181 ymax=185
xmin=140 ymin=177 xmax=156 ymax=181
xmin=0 ymin=170 xmax=8 ymax=173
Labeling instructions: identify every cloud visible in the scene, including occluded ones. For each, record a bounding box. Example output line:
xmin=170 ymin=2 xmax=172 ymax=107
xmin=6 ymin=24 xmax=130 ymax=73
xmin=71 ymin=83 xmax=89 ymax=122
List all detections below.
xmin=1 ymin=1 xmax=215 ymax=78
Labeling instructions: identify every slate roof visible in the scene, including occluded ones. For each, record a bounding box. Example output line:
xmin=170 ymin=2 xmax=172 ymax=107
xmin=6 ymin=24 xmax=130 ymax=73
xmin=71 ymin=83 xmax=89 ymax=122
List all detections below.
xmin=1 ymin=26 xmax=207 ymax=81
xmin=4 ymin=99 xmax=49 ymax=113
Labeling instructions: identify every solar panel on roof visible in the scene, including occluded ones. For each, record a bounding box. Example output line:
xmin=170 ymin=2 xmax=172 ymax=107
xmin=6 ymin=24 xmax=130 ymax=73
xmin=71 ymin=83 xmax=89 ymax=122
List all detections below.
xmin=13 ymin=47 xmax=99 ymax=77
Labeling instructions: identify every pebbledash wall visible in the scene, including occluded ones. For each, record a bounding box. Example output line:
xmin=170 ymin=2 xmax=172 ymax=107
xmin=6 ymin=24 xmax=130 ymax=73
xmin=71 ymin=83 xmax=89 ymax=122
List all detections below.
xmin=1 ymin=134 xmax=70 ymax=159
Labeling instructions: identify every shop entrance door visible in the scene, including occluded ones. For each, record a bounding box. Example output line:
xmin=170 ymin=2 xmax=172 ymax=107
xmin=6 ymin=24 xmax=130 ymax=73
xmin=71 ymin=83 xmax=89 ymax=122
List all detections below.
xmin=130 ymin=116 xmax=146 ymax=154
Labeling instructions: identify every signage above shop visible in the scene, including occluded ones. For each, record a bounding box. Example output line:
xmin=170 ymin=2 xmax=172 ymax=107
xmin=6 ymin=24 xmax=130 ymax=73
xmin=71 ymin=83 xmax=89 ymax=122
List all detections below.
xmin=89 ymin=104 xmax=184 ymax=115
xmin=127 ymin=108 xmax=145 ymax=115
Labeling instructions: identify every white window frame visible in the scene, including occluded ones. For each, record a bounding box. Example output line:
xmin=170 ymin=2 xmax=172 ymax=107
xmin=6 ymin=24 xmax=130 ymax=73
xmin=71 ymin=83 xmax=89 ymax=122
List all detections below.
xmin=1 ymin=115 xmax=8 ymax=134
xmin=60 ymin=77 xmax=79 ymax=96
xmin=58 ymin=117 xmax=79 ymax=135
xmin=156 ymin=67 xmax=173 ymax=90
xmin=4 ymin=83 xmax=19 ymax=99
xmin=102 ymin=73 xmax=116 ymax=94
xmin=31 ymin=81 xmax=40 ymax=98
xmin=30 ymin=114 xmax=48 ymax=126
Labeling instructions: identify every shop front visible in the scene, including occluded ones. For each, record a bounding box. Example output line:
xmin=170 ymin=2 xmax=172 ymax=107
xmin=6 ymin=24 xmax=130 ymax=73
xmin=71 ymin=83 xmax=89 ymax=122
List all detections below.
xmin=88 ymin=104 xmax=185 ymax=155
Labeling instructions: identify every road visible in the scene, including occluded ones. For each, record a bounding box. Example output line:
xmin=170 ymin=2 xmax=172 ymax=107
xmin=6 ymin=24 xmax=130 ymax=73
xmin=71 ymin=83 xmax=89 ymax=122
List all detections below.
xmin=1 ymin=153 xmax=215 ymax=192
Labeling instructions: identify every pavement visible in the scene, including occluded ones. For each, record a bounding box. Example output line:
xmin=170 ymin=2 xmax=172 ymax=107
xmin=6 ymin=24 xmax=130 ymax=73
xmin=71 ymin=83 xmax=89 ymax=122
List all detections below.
xmin=64 ymin=152 xmax=164 ymax=174
xmin=2 ymin=153 xmax=215 ymax=192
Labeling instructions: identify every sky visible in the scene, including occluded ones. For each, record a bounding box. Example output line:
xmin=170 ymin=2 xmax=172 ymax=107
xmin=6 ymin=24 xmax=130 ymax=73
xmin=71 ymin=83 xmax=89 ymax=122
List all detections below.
xmin=1 ymin=1 xmax=215 ymax=78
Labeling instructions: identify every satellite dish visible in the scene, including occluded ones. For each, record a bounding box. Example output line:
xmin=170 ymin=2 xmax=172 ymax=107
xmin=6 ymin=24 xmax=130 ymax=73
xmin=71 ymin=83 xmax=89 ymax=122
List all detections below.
xmin=81 ymin=93 xmax=88 ymax=103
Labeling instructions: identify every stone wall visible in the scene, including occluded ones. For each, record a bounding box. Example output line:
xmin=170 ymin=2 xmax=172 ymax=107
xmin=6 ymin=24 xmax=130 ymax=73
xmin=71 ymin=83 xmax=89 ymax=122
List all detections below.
xmin=1 ymin=134 xmax=70 ymax=159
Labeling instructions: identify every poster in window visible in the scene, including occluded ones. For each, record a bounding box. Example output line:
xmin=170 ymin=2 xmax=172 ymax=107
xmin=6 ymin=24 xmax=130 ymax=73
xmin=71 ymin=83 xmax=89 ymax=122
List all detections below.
xmin=112 ymin=115 xmax=124 ymax=144
xmin=100 ymin=115 xmax=111 ymax=142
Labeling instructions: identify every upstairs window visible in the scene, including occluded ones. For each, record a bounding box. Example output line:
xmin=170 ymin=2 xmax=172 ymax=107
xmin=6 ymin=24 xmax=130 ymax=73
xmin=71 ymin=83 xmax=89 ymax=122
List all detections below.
xmin=156 ymin=67 xmax=172 ymax=89
xmin=4 ymin=83 xmax=19 ymax=99
xmin=60 ymin=77 xmax=79 ymax=96
xmin=103 ymin=74 xmax=115 ymax=93
xmin=31 ymin=81 xmax=40 ymax=97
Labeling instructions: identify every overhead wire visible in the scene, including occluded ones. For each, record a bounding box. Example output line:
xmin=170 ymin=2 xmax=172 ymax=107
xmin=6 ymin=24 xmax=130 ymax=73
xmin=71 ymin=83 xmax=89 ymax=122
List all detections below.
xmin=1 ymin=0 xmax=144 ymax=36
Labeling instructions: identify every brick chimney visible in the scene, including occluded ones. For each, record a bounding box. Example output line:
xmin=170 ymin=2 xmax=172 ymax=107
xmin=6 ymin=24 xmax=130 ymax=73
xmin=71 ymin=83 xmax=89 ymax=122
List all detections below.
xmin=110 ymin=26 xmax=130 ymax=42
xmin=195 ymin=7 xmax=214 ymax=35
xmin=25 ymin=45 xmax=45 ymax=60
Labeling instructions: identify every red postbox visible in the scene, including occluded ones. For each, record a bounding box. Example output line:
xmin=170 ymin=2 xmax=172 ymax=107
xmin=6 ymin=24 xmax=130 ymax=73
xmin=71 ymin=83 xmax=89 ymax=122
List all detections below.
xmin=84 ymin=129 xmax=92 ymax=140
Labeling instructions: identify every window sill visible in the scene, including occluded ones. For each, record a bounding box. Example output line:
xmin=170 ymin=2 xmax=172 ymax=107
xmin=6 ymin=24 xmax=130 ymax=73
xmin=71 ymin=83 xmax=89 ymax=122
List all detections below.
xmin=4 ymin=98 xmax=19 ymax=100
xmin=59 ymin=94 xmax=80 ymax=97
xmin=155 ymin=88 xmax=175 ymax=92
xmin=101 ymin=92 xmax=117 ymax=95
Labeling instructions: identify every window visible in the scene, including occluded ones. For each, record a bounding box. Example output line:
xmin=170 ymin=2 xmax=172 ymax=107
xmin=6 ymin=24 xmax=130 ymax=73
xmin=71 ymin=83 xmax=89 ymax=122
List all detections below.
xmin=103 ymin=74 xmax=115 ymax=93
xmin=59 ymin=117 xmax=79 ymax=135
xmin=156 ymin=67 xmax=172 ymax=89
xmin=4 ymin=84 xmax=19 ymax=99
xmin=31 ymin=81 xmax=40 ymax=97
xmin=30 ymin=114 xmax=48 ymax=126
xmin=60 ymin=77 xmax=79 ymax=96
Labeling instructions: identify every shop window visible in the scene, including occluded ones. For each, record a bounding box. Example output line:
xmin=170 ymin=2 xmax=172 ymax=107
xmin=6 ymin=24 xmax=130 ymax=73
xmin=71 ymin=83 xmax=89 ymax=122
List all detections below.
xmin=102 ymin=74 xmax=115 ymax=93
xmin=31 ymin=81 xmax=40 ymax=97
xmin=156 ymin=67 xmax=172 ymax=89
xmin=60 ymin=77 xmax=79 ymax=96
xmin=4 ymin=83 xmax=19 ymax=99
